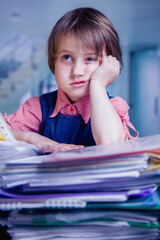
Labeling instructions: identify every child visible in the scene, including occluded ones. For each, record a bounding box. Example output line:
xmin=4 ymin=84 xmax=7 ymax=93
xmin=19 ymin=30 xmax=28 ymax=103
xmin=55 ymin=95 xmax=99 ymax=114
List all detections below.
xmin=4 ymin=7 xmax=138 ymax=152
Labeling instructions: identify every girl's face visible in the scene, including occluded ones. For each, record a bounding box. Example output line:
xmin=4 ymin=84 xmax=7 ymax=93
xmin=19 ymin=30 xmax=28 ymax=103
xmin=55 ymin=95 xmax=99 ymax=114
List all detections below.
xmin=54 ymin=34 xmax=101 ymax=103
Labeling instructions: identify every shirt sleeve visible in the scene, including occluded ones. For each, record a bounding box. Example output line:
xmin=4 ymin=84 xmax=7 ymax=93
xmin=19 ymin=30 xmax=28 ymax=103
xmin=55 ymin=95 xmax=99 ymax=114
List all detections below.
xmin=4 ymin=97 xmax=42 ymax=133
xmin=110 ymin=97 xmax=139 ymax=139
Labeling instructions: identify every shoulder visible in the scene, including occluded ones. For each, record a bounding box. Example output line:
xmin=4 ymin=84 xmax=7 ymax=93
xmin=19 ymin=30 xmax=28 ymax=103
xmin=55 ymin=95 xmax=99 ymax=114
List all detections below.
xmin=24 ymin=96 xmax=40 ymax=108
xmin=4 ymin=96 xmax=42 ymax=132
xmin=110 ymin=96 xmax=129 ymax=119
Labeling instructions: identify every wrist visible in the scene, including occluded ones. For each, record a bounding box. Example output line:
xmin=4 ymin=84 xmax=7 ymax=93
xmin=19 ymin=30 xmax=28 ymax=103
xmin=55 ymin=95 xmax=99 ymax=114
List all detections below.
xmin=90 ymin=80 xmax=107 ymax=92
xmin=23 ymin=131 xmax=35 ymax=144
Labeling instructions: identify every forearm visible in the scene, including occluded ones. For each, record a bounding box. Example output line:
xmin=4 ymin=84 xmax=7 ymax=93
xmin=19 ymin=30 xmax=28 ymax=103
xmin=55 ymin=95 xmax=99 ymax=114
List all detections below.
xmin=11 ymin=129 xmax=58 ymax=148
xmin=90 ymin=81 xmax=125 ymax=145
xmin=11 ymin=129 xmax=39 ymax=145
xmin=11 ymin=129 xmax=83 ymax=152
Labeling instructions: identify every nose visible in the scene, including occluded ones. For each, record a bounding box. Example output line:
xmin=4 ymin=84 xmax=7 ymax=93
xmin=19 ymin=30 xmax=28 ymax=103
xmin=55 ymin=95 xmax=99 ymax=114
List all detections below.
xmin=71 ymin=60 xmax=85 ymax=77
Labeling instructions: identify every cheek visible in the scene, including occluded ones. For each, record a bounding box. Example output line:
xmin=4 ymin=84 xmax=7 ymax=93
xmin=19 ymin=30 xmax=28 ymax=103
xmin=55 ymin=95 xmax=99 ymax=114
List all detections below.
xmin=55 ymin=66 xmax=68 ymax=89
xmin=55 ymin=69 xmax=62 ymax=86
xmin=55 ymin=63 xmax=65 ymax=80
xmin=88 ymin=62 xmax=100 ymax=74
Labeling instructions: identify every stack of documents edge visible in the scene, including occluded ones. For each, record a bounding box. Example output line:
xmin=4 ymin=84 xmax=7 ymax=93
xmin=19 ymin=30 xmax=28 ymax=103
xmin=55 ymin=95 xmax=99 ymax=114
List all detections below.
xmin=0 ymin=134 xmax=160 ymax=240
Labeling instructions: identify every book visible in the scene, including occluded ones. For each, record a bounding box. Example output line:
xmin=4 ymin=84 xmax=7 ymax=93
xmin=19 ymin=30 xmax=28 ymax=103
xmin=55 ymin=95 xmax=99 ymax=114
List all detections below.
xmin=0 ymin=113 xmax=16 ymax=142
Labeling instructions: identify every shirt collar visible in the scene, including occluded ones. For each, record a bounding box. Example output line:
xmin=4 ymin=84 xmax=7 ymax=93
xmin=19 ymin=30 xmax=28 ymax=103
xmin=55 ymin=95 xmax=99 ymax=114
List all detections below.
xmin=50 ymin=88 xmax=90 ymax=124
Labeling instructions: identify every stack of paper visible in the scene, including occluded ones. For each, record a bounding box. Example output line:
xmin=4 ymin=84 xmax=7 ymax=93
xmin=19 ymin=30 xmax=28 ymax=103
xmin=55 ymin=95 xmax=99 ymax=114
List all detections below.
xmin=0 ymin=135 xmax=160 ymax=239
xmin=0 ymin=141 xmax=42 ymax=162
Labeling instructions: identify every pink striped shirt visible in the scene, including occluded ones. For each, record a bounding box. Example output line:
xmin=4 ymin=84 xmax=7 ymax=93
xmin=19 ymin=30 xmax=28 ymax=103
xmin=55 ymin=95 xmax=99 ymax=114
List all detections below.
xmin=4 ymin=88 xmax=138 ymax=139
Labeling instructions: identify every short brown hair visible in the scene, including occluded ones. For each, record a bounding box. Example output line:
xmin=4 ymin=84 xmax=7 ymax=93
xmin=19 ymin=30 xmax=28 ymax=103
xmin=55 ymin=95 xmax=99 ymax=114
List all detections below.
xmin=47 ymin=7 xmax=122 ymax=74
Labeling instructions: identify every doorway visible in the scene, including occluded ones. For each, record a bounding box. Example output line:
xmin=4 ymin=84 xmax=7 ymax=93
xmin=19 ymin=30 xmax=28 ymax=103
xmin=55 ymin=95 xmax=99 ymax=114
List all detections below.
xmin=130 ymin=47 xmax=160 ymax=137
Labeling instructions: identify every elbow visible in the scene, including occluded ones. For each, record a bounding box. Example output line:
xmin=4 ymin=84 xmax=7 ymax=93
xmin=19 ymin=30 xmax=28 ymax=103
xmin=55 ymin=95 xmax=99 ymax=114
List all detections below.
xmin=94 ymin=130 xmax=126 ymax=145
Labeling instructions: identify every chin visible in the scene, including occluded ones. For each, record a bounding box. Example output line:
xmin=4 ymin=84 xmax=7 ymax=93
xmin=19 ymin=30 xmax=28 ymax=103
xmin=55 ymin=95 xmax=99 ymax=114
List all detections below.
xmin=69 ymin=89 xmax=89 ymax=102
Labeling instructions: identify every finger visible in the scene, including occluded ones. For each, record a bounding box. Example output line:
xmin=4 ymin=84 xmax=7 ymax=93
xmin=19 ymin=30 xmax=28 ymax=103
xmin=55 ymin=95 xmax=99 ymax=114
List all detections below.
xmin=70 ymin=145 xmax=84 ymax=150
xmin=102 ymin=48 xmax=107 ymax=58
xmin=56 ymin=144 xmax=83 ymax=151
xmin=61 ymin=144 xmax=84 ymax=148
xmin=117 ymin=60 xmax=120 ymax=74
xmin=64 ymin=145 xmax=84 ymax=150
xmin=98 ymin=49 xmax=107 ymax=65
xmin=107 ymin=56 xmax=120 ymax=72
xmin=107 ymin=55 xmax=116 ymax=62
xmin=69 ymin=144 xmax=84 ymax=148
xmin=113 ymin=57 xmax=120 ymax=73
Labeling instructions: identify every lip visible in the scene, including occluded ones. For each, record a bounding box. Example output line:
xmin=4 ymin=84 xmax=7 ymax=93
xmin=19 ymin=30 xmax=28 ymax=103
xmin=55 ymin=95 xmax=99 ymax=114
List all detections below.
xmin=70 ymin=80 xmax=88 ymax=87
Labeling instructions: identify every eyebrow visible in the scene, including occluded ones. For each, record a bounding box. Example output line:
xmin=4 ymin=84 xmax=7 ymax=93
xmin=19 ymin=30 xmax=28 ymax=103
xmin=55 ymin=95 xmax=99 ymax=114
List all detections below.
xmin=57 ymin=50 xmax=72 ymax=54
xmin=57 ymin=50 xmax=97 ymax=55
xmin=84 ymin=52 xmax=97 ymax=55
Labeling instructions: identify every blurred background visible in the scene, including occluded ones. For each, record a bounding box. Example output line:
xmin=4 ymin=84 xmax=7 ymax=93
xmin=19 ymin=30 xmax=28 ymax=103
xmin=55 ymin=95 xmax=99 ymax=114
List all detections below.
xmin=0 ymin=0 xmax=160 ymax=137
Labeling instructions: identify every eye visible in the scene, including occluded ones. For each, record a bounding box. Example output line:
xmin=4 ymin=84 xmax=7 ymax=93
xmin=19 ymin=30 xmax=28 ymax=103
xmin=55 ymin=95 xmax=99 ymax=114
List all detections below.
xmin=86 ymin=57 xmax=97 ymax=63
xmin=62 ymin=55 xmax=72 ymax=61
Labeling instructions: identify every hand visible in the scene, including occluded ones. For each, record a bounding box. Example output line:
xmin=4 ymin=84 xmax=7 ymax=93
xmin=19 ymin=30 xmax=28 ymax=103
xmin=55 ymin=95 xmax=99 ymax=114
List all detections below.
xmin=90 ymin=53 xmax=120 ymax=87
xmin=36 ymin=137 xmax=84 ymax=153
xmin=12 ymin=130 xmax=84 ymax=153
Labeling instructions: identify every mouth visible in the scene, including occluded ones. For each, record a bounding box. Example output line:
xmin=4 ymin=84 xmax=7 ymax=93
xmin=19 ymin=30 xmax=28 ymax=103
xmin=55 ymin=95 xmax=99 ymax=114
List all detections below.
xmin=70 ymin=80 xmax=88 ymax=87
